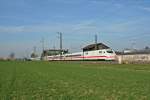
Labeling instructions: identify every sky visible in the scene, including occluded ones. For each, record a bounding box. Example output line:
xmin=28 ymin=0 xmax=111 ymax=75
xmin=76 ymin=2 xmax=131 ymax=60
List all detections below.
xmin=0 ymin=0 xmax=150 ymax=58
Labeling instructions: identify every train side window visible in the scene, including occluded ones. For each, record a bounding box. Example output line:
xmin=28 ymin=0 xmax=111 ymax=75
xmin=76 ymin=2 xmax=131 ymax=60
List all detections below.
xmin=99 ymin=51 xmax=102 ymax=53
xmin=85 ymin=52 xmax=88 ymax=55
xmin=107 ymin=50 xmax=113 ymax=53
xmin=103 ymin=51 xmax=105 ymax=53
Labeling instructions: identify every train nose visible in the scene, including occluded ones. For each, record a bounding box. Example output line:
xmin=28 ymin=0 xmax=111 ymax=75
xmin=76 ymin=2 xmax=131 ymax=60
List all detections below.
xmin=109 ymin=54 xmax=117 ymax=60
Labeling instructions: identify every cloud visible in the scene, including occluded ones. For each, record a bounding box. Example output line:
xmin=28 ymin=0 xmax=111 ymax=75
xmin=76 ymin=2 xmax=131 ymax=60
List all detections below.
xmin=0 ymin=26 xmax=25 ymax=33
xmin=0 ymin=25 xmax=62 ymax=33
xmin=141 ymin=7 xmax=150 ymax=12
xmin=0 ymin=21 xmax=137 ymax=34
xmin=48 ymin=0 xmax=84 ymax=4
xmin=0 ymin=18 xmax=150 ymax=36
xmin=113 ymin=3 xmax=123 ymax=9
xmin=88 ymin=0 xmax=106 ymax=4
xmin=0 ymin=21 xmax=97 ymax=34
xmin=71 ymin=20 xmax=97 ymax=32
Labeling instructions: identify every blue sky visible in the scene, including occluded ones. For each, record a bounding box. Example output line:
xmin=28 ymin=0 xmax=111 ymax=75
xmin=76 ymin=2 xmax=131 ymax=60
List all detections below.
xmin=0 ymin=0 xmax=150 ymax=58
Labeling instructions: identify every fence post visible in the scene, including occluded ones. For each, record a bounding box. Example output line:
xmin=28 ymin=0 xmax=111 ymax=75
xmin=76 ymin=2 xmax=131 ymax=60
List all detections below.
xmin=118 ymin=55 xmax=122 ymax=64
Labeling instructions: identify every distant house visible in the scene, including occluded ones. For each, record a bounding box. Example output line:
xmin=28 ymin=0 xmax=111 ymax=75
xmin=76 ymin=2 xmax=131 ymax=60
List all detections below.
xmin=83 ymin=43 xmax=110 ymax=51
xmin=123 ymin=49 xmax=136 ymax=54
xmin=120 ymin=48 xmax=150 ymax=55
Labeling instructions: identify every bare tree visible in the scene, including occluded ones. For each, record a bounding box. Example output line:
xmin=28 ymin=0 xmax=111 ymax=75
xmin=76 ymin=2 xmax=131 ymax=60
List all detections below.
xmin=9 ymin=52 xmax=15 ymax=60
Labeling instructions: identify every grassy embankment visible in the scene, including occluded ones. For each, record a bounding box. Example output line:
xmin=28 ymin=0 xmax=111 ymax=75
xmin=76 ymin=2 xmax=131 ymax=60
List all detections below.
xmin=0 ymin=61 xmax=150 ymax=99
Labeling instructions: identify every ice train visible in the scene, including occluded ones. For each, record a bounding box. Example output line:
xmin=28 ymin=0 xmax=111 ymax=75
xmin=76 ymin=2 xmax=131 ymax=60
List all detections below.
xmin=46 ymin=49 xmax=116 ymax=61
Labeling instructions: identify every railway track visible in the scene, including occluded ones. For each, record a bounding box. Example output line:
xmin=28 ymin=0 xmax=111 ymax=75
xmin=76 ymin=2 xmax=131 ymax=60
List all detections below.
xmin=48 ymin=60 xmax=119 ymax=64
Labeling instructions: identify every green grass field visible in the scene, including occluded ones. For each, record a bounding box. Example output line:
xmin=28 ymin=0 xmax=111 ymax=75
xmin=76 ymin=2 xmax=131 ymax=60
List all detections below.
xmin=0 ymin=61 xmax=150 ymax=100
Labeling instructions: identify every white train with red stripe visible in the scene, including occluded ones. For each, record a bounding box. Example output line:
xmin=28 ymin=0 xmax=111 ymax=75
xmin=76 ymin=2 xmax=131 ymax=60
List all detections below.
xmin=47 ymin=49 xmax=116 ymax=61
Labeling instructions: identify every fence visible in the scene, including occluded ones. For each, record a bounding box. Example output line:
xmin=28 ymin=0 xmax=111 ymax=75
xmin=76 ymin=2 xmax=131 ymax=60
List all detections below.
xmin=117 ymin=54 xmax=150 ymax=64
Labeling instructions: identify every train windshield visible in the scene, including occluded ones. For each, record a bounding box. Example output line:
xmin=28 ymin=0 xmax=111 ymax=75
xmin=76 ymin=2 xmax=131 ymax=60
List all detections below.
xmin=106 ymin=50 xmax=113 ymax=53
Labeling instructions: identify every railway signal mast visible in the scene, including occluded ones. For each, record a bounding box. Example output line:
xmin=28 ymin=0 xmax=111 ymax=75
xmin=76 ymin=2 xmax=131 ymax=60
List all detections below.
xmin=41 ymin=37 xmax=45 ymax=52
xmin=57 ymin=32 xmax=63 ymax=59
xmin=95 ymin=34 xmax=98 ymax=50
